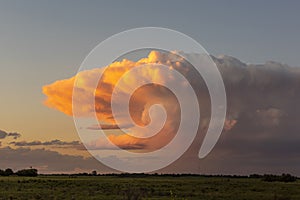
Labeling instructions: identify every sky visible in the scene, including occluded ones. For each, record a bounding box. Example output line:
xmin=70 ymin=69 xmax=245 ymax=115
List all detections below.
xmin=0 ymin=0 xmax=300 ymax=174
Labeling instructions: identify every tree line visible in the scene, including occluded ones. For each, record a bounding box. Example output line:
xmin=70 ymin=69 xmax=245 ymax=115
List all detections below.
xmin=0 ymin=169 xmax=297 ymax=182
xmin=0 ymin=168 xmax=38 ymax=177
xmin=250 ymin=173 xmax=297 ymax=182
xmin=43 ymin=172 xmax=298 ymax=183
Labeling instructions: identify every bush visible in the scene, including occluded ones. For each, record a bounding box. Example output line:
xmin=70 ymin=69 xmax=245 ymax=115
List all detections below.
xmin=5 ymin=168 xmax=14 ymax=176
xmin=15 ymin=169 xmax=38 ymax=177
xmin=0 ymin=168 xmax=14 ymax=176
xmin=262 ymin=174 xmax=296 ymax=182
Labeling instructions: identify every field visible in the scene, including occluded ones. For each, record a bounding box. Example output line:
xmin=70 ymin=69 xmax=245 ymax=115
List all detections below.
xmin=0 ymin=175 xmax=300 ymax=200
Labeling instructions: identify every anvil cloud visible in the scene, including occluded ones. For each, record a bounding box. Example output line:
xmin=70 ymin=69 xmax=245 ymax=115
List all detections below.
xmin=42 ymin=51 xmax=300 ymax=175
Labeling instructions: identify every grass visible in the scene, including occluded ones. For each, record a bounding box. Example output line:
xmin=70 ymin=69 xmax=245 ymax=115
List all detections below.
xmin=0 ymin=175 xmax=299 ymax=200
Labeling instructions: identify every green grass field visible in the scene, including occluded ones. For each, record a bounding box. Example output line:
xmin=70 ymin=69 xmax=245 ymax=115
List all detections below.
xmin=0 ymin=176 xmax=299 ymax=200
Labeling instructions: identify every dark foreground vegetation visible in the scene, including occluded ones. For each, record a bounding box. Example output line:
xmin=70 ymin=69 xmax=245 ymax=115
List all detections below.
xmin=0 ymin=173 xmax=299 ymax=200
xmin=0 ymin=168 xmax=37 ymax=177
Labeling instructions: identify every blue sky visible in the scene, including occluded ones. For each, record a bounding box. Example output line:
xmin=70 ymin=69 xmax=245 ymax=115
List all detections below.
xmin=1 ymin=0 xmax=300 ymax=66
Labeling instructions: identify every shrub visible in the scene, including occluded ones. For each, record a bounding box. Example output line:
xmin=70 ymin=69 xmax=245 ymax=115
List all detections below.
xmin=15 ymin=169 xmax=38 ymax=177
xmin=0 ymin=168 xmax=14 ymax=176
xmin=262 ymin=174 xmax=296 ymax=182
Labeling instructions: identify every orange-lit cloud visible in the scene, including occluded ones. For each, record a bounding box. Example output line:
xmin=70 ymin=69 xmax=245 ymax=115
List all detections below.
xmin=41 ymin=52 xmax=300 ymax=174
xmin=43 ymin=51 xmax=228 ymax=151
xmin=224 ymin=119 xmax=237 ymax=131
xmin=43 ymin=51 xmax=187 ymax=151
xmin=43 ymin=51 xmax=178 ymax=119
xmin=43 ymin=77 xmax=75 ymax=116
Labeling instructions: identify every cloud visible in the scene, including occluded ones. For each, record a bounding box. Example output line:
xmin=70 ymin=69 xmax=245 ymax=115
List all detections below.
xmin=43 ymin=51 xmax=300 ymax=175
xmin=7 ymin=132 xmax=21 ymax=139
xmin=43 ymin=51 xmax=182 ymax=124
xmin=224 ymin=119 xmax=237 ymax=131
xmin=0 ymin=130 xmax=21 ymax=140
xmin=0 ymin=130 xmax=7 ymax=139
xmin=162 ymin=55 xmax=300 ymax=175
xmin=0 ymin=147 xmax=114 ymax=174
xmin=43 ymin=51 xmax=190 ymax=152
xmin=42 ymin=77 xmax=75 ymax=116
xmin=10 ymin=139 xmax=81 ymax=147
xmin=85 ymin=134 xmax=147 ymax=150
xmin=255 ymin=108 xmax=283 ymax=127
xmin=87 ymin=124 xmax=131 ymax=130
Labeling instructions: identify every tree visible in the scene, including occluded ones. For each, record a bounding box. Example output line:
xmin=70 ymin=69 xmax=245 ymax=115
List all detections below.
xmin=15 ymin=169 xmax=38 ymax=177
xmin=262 ymin=173 xmax=297 ymax=182
xmin=4 ymin=168 xmax=13 ymax=176
xmin=91 ymin=170 xmax=97 ymax=176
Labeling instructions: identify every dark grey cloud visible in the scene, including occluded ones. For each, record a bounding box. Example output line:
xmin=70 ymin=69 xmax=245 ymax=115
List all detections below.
xmin=0 ymin=130 xmax=7 ymax=139
xmin=87 ymin=124 xmax=120 ymax=130
xmin=0 ymin=147 xmax=115 ymax=174
xmin=87 ymin=124 xmax=133 ymax=130
xmin=160 ymin=55 xmax=300 ymax=175
xmin=10 ymin=139 xmax=81 ymax=147
xmin=7 ymin=132 xmax=21 ymax=139
xmin=85 ymin=141 xmax=146 ymax=151
xmin=68 ymin=54 xmax=300 ymax=175
xmin=0 ymin=130 xmax=21 ymax=140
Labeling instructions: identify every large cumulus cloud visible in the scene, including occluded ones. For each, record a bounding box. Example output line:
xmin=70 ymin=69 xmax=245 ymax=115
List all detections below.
xmin=43 ymin=51 xmax=198 ymax=152
xmin=42 ymin=51 xmax=300 ymax=175
xmin=162 ymin=55 xmax=300 ymax=175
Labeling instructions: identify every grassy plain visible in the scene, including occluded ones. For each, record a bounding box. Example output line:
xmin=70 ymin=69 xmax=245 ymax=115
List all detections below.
xmin=0 ymin=175 xmax=299 ymax=200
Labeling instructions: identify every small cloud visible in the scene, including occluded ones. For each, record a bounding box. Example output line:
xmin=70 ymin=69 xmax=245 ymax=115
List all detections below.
xmin=0 ymin=130 xmax=7 ymax=139
xmin=224 ymin=119 xmax=237 ymax=131
xmin=42 ymin=139 xmax=81 ymax=146
xmin=85 ymin=134 xmax=147 ymax=151
xmin=7 ymin=132 xmax=21 ymax=139
xmin=0 ymin=130 xmax=21 ymax=140
xmin=255 ymin=108 xmax=283 ymax=127
xmin=87 ymin=124 xmax=132 ymax=130
xmin=10 ymin=139 xmax=81 ymax=147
